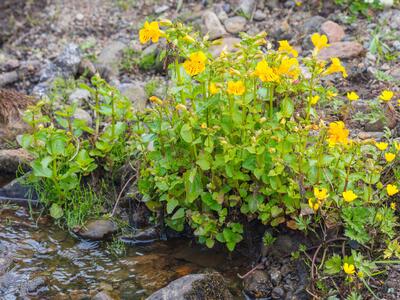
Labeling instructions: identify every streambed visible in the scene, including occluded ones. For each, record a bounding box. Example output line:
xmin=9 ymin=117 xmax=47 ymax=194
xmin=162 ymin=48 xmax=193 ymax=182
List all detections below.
xmin=0 ymin=180 xmax=246 ymax=299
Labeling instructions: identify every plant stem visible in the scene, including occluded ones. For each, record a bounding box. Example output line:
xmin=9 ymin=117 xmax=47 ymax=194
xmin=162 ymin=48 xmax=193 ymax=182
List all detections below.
xmin=269 ymin=85 xmax=274 ymax=119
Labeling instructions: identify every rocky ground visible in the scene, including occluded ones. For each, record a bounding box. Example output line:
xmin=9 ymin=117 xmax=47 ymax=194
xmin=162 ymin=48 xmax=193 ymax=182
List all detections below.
xmin=1 ymin=0 xmax=400 ymax=299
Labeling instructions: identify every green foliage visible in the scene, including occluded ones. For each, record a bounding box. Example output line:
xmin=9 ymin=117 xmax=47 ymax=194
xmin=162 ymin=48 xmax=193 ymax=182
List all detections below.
xmin=335 ymin=0 xmax=382 ymax=16
xmin=19 ymin=75 xmax=134 ymax=226
xmin=262 ymin=232 xmax=276 ymax=247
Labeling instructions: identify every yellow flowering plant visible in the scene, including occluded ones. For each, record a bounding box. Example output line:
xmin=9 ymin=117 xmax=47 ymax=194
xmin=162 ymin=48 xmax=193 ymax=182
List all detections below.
xmin=134 ymin=21 xmax=399 ymax=274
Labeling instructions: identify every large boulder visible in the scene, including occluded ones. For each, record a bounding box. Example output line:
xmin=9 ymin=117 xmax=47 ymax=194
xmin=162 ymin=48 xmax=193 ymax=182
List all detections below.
xmin=0 ymin=149 xmax=32 ymax=174
xmin=147 ymin=273 xmax=233 ymax=300
xmin=97 ymin=41 xmax=127 ymax=78
xmin=76 ymin=219 xmax=118 ymax=240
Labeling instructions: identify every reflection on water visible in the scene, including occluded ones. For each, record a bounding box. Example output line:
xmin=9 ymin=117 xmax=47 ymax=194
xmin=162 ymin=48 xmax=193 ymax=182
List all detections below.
xmin=0 ymin=206 xmax=246 ymax=299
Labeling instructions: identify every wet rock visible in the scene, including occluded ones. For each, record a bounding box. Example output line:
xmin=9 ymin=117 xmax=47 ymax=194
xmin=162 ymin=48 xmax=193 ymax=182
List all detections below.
xmin=0 ymin=149 xmax=32 ymax=174
xmin=147 ymin=273 xmax=233 ymax=300
xmin=54 ymin=43 xmax=82 ymax=78
xmin=202 ymin=11 xmax=227 ymax=40
xmin=93 ymin=291 xmax=114 ymax=300
xmin=0 ymin=176 xmax=38 ymax=200
xmin=0 ymin=71 xmax=19 ymax=87
xmin=97 ymin=41 xmax=127 ymax=78
xmin=269 ymin=234 xmax=301 ymax=257
xmin=26 ymin=276 xmax=45 ymax=293
xmin=0 ymin=254 xmax=13 ymax=276
xmin=321 ymin=20 xmax=345 ymax=43
xmin=272 ymin=286 xmax=285 ymax=299
xmin=77 ymin=219 xmax=118 ymax=240
xmin=73 ymin=108 xmax=92 ymax=127
xmin=318 ymin=41 xmax=364 ymax=60
xmin=253 ymin=10 xmax=267 ymax=21
xmin=243 ymin=270 xmax=273 ymax=298
xmin=224 ymin=16 xmax=247 ymax=34
xmin=68 ymin=88 xmax=91 ymax=104
xmin=118 ymin=82 xmax=147 ymax=112
xmin=121 ymin=227 xmax=159 ymax=245
xmin=303 ymin=16 xmax=326 ymax=34
xmin=209 ymin=37 xmax=241 ymax=57
xmin=270 ymin=269 xmax=282 ymax=286
xmin=237 ymin=0 xmax=256 ymax=18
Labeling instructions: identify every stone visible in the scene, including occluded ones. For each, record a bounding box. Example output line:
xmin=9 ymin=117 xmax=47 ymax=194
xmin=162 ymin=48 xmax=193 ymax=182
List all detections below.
xmin=147 ymin=273 xmax=233 ymax=300
xmin=118 ymin=82 xmax=147 ymax=112
xmin=213 ymin=3 xmax=229 ymax=22
xmin=272 ymin=286 xmax=285 ymax=299
xmin=73 ymin=108 xmax=92 ymax=127
xmin=253 ymin=10 xmax=267 ymax=21
xmin=68 ymin=88 xmax=91 ymax=104
xmin=77 ymin=219 xmax=118 ymax=240
xmin=0 ymin=254 xmax=13 ymax=276
xmin=140 ymin=43 xmax=161 ymax=71
xmin=93 ymin=291 xmax=114 ymax=300
xmin=0 ymin=148 xmax=31 ymax=174
xmin=224 ymin=16 xmax=247 ymax=34
xmin=154 ymin=4 xmax=169 ymax=14
xmin=26 ymin=277 xmax=45 ymax=293
xmin=318 ymin=41 xmax=364 ymax=60
xmin=388 ymin=66 xmax=400 ymax=81
xmin=243 ymin=270 xmax=273 ymax=298
xmin=54 ymin=43 xmax=82 ymax=78
xmin=303 ymin=16 xmax=326 ymax=34
xmin=209 ymin=37 xmax=241 ymax=57
xmin=270 ymin=269 xmax=282 ymax=286
xmin=202 ymin=11 xmax=227 ymax=40
xmin=357 ymin=131 xmax=384 ymax=140
xmin=266 ymin=0 xmax=280 ymax=10
xmin=97 ymin=41 xmax=127 ymax=77
xmin=0 ymin=176 xmax=38 ymax=202
xmin=321 ymin=21 xmax=345 ymax=43
xmin=0 ymin=53 xmax=20 ymax=72
xmin=237 ymin=0 xmax=256 ymax=18
xmin=0 ymin=71 xmax=19 ymax=87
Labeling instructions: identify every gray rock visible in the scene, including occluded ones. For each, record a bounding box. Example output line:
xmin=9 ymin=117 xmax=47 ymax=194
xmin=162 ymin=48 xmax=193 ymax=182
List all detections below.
xmin=270 ymin=269 xmax=282 ymax=286
xmin=77 ymin=219 xmax=118 ymax=240
xmin=254 ymin=10 xmax=267 ymax=21
xmin=266 ymin=0 xmax=280 ymax=10
xmin=69 ymin=88 xmax=91 ymax=104
xmin=224 ymin=16 xmax=247 ymax=34
xmin=321 ymin=20 xmax=345 ymax=43
xmin=0 ymin=53 xmax=20 ymax=72
xmin=140 ymin=43 xmax=161 ymax=71
xmin=303 ymin=16 xmax=326 ymax=34
xmin=154 ymin=4 xmax=169 ymax=14
xmin=0 ymin=149 xmax=32 ymax=175
xmin=214 ymin=3 xmax=229 ymax=22
xmin=0 ymin=254 xmax=13 ymax=276
xmin=209 ymin=37 xmax=241 ymax=57
xmin=54 ymin=43 xmax=82 ymax=77
xmin=97 ymin=41 xmax=127 ymax=77
xmin=272 ymin=287 xmax=285 ymax=299
xmin=237 ymin=0 xmax=256 ymax=18
xmin=202 ymin=11 xmax=227 ymax=40
xmin=388 ymin=66 xmax=400 ymax=80
xmin=0 ymin=71 xmax=19 ymax=87
xmin=93 ymin=291 xmax=115 ymax=300
xmin=73 ymin=108 xmax=92 ymax=127
xmin=243 ymin=270 xmax=273 ymax=298
xmin=118 ymin=82 xmax=147 ymax=112
xmin=0 ymin=176 xmax=38 ymax=201
xmin=147 ymin=273 xmax=233 ymax=300
xmin=26 ymin=276 xmax=45 ymax=293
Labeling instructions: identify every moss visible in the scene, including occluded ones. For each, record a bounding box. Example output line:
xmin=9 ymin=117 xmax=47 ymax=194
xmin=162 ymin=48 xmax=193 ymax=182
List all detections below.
xmin=183 ymin=273 xmax=233 ymax=300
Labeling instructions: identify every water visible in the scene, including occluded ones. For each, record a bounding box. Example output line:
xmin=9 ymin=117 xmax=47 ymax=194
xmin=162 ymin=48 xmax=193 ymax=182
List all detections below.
xmin=0 ymin=206 xmax=247 ymax=299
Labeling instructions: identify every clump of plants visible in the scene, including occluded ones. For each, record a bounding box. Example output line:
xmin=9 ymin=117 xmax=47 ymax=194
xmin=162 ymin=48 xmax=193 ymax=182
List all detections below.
xmin=19 ymin=76 xmax=135 ymax=227
xmin=134 ymin=20 xmax=399 ymax=297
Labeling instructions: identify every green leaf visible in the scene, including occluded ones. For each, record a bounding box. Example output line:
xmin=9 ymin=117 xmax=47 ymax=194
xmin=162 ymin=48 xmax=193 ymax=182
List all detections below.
xmin=50 ymin=203 xmax=64 ymax=219
xmin=196 ymin=153 xmax=210 ymax=170
xmin=172 ymin=207 xmax=185 ymax=220
xmin=281 ymin=97 xmax=294 ymax=117
xmin=180 ymin=124 xmax=193 ymax=143
xmin=31 ymin=156 xmax=53 ymax=178
xmin=167 ymin=199 xmax=179 ymax=214
xmin=324 ymin=254 xmax=342 ymax=275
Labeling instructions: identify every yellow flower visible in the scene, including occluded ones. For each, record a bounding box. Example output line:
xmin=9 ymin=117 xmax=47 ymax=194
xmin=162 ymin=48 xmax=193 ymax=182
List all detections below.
xmin=295 ymin=0 xmax=302 ymax=6
xmin=387 ymin=184 xmax=399 ymax=196
xmin=175 ymin=104 xmax=187 ymax=111
xmin=276 ymin=57 xmax=300 ymax=80
xmin=379 ymin=90 xmax=394 ymax=102
xmin=308 ymin=198 xmax=320 ymax=212
xmin=254 ymin=59 xmax=280 ymax=83
xmin=375 ymin=142 xmax=388 ymax=151
xmin=209 ymin=82 xmax=220 ymax=95
xmin=395 ymin=142 xmax=400 ymax=151
xmin=201 ymin=123 xmax=207 ymax=129
xmin=278 ymin=40 xmax=298 ymax=57
xmin=343 ymin=263 xmax=355 ymax=275
xmin=139 ymin=21 xmax=162 ymax=44
xmin=347 ymin=91 xmax=359 ymax=101
xmin=227 ymin=81 xmax=246 ymax=96
xmin=325 ymin=57 xmax=348 ymax=78
xmin=183 ymin=51 xmax=207 ymax=76
xmin=327 ymin=121 xmax=349 ymax=146
xmin=311 ymin=33 xmax=330 ymax=53
xmin=343 ymin=190 xmax=358 ymax=202
xmin=391 ymin=202 xmax=397 ymax=210
xmin=149 ymin=96 xmax=163 ymax=105
xmin=310 ymin=95 xmax=320 ymax=105
xmin=327 ymin=90 xmax=338 ymax=99
xmin=314 ymin=187 xmax=328 ymax=201
xmin=385 ymin=152 xmax=396 ymax=163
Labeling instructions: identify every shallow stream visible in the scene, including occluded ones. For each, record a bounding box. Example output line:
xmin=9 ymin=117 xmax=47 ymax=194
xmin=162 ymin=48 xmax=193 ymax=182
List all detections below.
xmin=0 ymin=177 xmax=247 ymax=300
